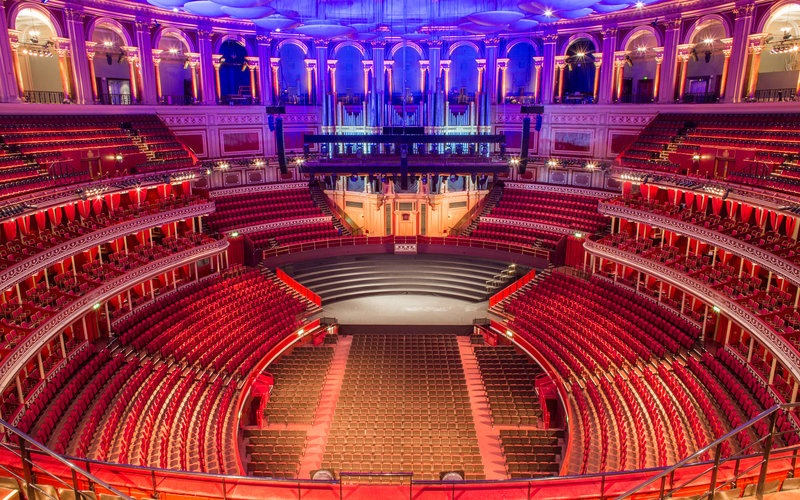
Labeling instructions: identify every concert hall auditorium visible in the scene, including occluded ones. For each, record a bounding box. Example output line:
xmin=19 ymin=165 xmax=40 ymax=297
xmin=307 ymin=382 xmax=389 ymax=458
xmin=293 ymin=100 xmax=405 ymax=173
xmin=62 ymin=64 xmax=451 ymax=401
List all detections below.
xmin=1 ymin=0 xmax=800 ymax=498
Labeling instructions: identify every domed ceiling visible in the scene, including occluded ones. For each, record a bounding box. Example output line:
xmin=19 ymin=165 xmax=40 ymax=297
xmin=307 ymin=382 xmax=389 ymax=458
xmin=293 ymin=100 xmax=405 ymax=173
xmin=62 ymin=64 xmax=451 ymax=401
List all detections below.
xmin=148 ymin=0 xmax=664 ymax=37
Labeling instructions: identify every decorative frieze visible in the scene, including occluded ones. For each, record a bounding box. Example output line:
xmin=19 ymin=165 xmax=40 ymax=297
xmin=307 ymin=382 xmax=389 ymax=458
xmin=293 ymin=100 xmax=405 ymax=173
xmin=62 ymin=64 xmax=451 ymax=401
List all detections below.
xmin=207 ymin=182 xmax=308 ymax=197
xmin=231 ymin=216 xmax=332 ymax=236
xmin=505 ymin=182 xmax=617 ymax=198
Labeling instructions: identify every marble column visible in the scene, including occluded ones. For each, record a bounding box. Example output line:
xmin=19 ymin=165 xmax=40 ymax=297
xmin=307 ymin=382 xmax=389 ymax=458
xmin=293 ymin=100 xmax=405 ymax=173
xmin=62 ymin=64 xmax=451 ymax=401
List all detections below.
xmin=675 ymin=44 xmax=693 ymax=101
xmin=745 ymin=33 xmax=769 ymax=100
xmin=592 ymin=54 xmax=602 ymax=102
xmin=540 ymin=33 xmax=558 ymax=105
xmin=187 ymin=54 xmax=200 ymax=103
xmin=197 ymin=30 xmax=216 ymax=105
xmin=532 ymin=57 xmax=543 ymax=104
xmin=256 ymin=34 xmax=273 ymax=105
xmin=53 ymin=37 xmax=73 ymax=102
xmin=152 ymin=49 xmax=163 ymax=102
xmin=212 ymin=54 xmax=222 ymax=102
xmin=598 ymin=27 xmax=617 ymax=104
xmin=270 ymin=57 xmax=280 ymax=103
xmin=483 ymin=41 xmax=498 ymax=129
xmin=426 ymin=43 xmax=440 ymax=130
xmin=245 ymin=56 xmax=259 ymax=101
xmin=658 ymin=18 xmax=682 ymax=103
xmin=554 ymin=55 xmax=566 ymax=103
xmin=134 ymin=20 xmax=157 ymax=105
xmin=724 ymin=5 xmax=755 ymax=103
xmin=497 ymin=57 xmax=509 ymax=104
xmin=85 ymin=41 xmax=99 ymax=102
xmin=653 ymin=47 xmax=664 ymax=101
xmin=64 ymin=8 xmax=92 ymax=104
xmin=718 ymin=38 xmax=733 ymax=100
xmin=7 ymin=30 xmax=24 ymax=101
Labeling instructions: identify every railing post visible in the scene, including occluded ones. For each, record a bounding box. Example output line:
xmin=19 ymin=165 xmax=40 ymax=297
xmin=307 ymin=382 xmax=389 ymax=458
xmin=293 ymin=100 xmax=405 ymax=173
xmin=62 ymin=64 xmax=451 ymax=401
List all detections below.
xmin=18 ymin=436 xmax=35 ymax=500
xmin=707 ymin=442 xmax=722 ymax=500
xmin=71 ymin=468 xmax=80 ymax=497
xmin=151 ymin=469 xmax=157 ymax=498
xmin=792 ymin=446 xmax=799 ymax=478
xmin=658 ymin=474 xmax=666 ymax=499
xmin=601 ymin=474 xmax=606 ymax=499
xmin=756 ymin=411 xmax=779 ymax=500
xmin=222 ymin=475 xmax=227 ymax=500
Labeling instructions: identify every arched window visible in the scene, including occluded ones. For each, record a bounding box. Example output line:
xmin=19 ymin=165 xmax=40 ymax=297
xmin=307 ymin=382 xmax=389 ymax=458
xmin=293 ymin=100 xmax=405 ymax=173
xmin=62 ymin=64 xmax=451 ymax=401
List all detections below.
xmin=561 ymin=39 xmax=596 ymax=103
xmin=335 ymin=45 xmax=365 ymax=104
xmin=278 ymin=43 xmax=308 ymax=104
xmin=683 ymin=19 xmax=727 ymax=102
xmin=391 ymin=46 xmax=422 ymax=104
xmin=14 ymin=8 xmax=65 ymax=103
xmin=449 ymin=45 xmax=478 ymax=104
xmin=156 ymin=32 xmax=193 ymax=105
xmin=756 ymin=3 xmax=800 ymax=101
xmin=218 ymin=40 xmax=250 ymax=103
xmin=621 ymin=30 xmax=659 ymax=103
xmin=90 ymin=24 xmax=133 ymax=104
xmin=505 ymin=42 xmax=537 ymax=104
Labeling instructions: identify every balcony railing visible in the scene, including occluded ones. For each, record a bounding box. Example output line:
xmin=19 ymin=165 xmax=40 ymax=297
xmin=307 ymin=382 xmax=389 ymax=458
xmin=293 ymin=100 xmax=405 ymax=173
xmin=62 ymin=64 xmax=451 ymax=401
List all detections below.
xmin=681 ymin=92 xmax=719 ymax=104
xmin=218 ymin=95 xmax=259 ymax=106
xmin=97 ymin=93 xmax=133 ymax=105
xmin=160 ymin=94 xmax=195 ymax=105
xmin=750 ymin=88 xmax=798 ymax=103
xmin=555 ymin=93 xmax=595 ymax=104
xmin=617 ymin=94 xmax=655 ymax=104
xmin=23 ymin=91 xmax=66 ymax=104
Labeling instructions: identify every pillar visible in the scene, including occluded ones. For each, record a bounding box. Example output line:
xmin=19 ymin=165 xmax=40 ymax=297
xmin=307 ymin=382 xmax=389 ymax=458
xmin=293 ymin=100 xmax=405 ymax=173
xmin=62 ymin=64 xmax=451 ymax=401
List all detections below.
xmin=497 ymin=58 xmax=509 ymax=104
xmin=372 ymin=46 xmax=386 ymax=128
xmin=197 ymin=29 xmax=216 ymax=105
xmin=746 ymin=34 xmax=769 ymax=100
xmin=362 ymin=59 xmax=373 ymax=125
xmin=304 ymin=59 xmax=316 ymax=104
xmin=123 ymin=46 xmax=140 ymax=104
xmin=592 ymin=54 xmax=602 ymax=102
xmin=658 ymin=18 xmax=682 ymax=103
xmin=7 ymin=30 xmax=24 ymax=100
xmin=256 ymin=34 xmax=273 ymax=105
xmin=425 ymin=43 xmax=439 ymax=129
xmin=676 ymin=44 xmax=693 ymax=102
xmin=212 ymin=54 xmax=223 ymax=102
xmin=134 ymin=20 xmax=157 ymax=105
xmin=532 ymin=57 xmax=543 ymax=104
xmin=724 ymin=5 xmax=755 ymax=103
xmin=152 ymin=49 xmax=163 ymax=102
xmin=653 ymin=47 xmax=664 ymax=101
xmin=64 ymin=8 xmax=92 ymax=104
xmin=614 ymin=52 xmax=627 ymax=102
xmin=85 ymin=41 xmax=99 ymax=102
xmin=187 ymin=53 xmax=200 ymax=102
xmin=718 ymin=38 xmax=733 ymax=100
xmin=554 ymin=56 xmax=566 ymax=103
xmin=598 ymin=28 xmax=617 ymax=104
xmin=270 ymin=57 xmax=280 ymax=103
xmin=0 ymin=2 xmax=21 ymax=102
xmin=541 ymin=33 xmax=558 ymax=105
xmin=482 ymin=41 xmax=498 ymax=130
xmin=53 ymin=38 xmax=73 ymax=102
xmin=245 ymin=56 xmax=259 ymax=101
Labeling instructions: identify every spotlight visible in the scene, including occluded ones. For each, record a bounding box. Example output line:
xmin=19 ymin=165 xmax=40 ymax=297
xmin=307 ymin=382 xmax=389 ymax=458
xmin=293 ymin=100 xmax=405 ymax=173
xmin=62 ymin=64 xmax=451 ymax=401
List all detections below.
xmin=635 ymin=1 xmax=644 ymax=7
xmin=350 ymin=174 xmax=359 ymax=182
xmin=576 ymin=51 xmax=585 ymax=58
xmin=230 ymin=231 xmax=239 ymax=238
xmin=450 ymin=174 xmax=458 ymax=183
xmin=692 ymin=154 xmax=700 ymax=160
xmin=585 ymin=162 xmax=597 ymax=170
xmin=575 ymin=232 xmax=583 ymax=238
xmin=704 ymin=38 xmax=714 ymax=44
xmin=544 ymin=8 xmax=553 ymax=16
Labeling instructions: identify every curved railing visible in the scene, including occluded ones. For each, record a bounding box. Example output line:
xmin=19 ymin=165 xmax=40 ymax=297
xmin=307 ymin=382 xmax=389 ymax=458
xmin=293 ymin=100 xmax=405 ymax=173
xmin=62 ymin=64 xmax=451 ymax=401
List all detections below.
xmin=583 ymin=239 xmax=800 ymax=386
xmin=0 ymin=238 xmax=229 ymax=394
xmin=0 ymin=200 xmax=215 ymax=293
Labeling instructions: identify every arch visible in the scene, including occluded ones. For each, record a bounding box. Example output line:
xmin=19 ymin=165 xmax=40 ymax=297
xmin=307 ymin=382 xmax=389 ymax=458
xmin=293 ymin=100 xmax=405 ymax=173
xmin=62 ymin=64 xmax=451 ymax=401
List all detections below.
xmin=504 ymin=37 xmax=541 ymax=57
xmin=10 ymin=3 xmax=63 ymax=38
xmin=559 ymin=32 xmax=602 ymax=56
xmin=756 ymin=0 xmax=800 ymax=33
xmin=683 ymin=14 xmax=731 ymax=45
xmin=388 ymin=41 xmax=424 ymax=59
xmin=446 ymin=40 xmax=480 ymax=58
xmin=213 ymin=34 xmax=251 ymax=55
xmin=333 ymin=40 xmax=367 ymax=59
xmin=153 ymin=27 xmax=195 ymax=53
xmin=274 ymin=38 xmax=309 ymax=58
xmin=621 ymin=26 xmax=663 ymax=51
xmin=86 ymin=17 xmax=134 ymax=47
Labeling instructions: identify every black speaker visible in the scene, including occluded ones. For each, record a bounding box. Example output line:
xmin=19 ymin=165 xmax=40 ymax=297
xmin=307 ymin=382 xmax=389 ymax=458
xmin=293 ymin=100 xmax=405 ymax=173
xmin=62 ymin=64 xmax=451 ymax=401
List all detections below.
xmin=520 ymin=116 xmax=531 ymax=175
xmin=265 ymin=105 xmax=286 ymax=114
xmin=275 ymin=117 xmax=287 ymax=174
xmin=400 ymin=155 xmax=408 ymax=190
xmin=521 ymin=105 xmax=544 ymax=114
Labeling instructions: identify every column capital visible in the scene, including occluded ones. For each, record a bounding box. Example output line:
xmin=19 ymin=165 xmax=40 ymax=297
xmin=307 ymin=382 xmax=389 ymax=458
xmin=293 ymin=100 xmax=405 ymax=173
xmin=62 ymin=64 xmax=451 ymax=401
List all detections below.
xmin=212 ymin=53 xmax=223 ymax=69
xmin=733 ymin=4 xmax=755 ymax=19
xmin=362 ymin=60 xmax=374 ymax=71
xmin=152 ymin=48 xmax=163 ymax=65
xmin=747 ymin=32 xmax=770 ymax=51
xmin=653 ymin=46 xmax=664 ymax=63
xmin=197 ymin=29 xmax=213 ymax=39
xmin=245 ymin=56 xmax=259 ymax=69
xmin=496 ymin=58 xmax=509 ymax=68
xmin=485 ymin=37 xmax=500 ymax=47
xmin=420 ymin=59 xmax=430 ymax=70
xmin=270 ymin=56 xmax=280 ymax=68
xmin=593 ymin=53 xmax=603 ymax=66
xmin=721 ymin=37 xmax=734 ymax=57
xmin=304 ymin=58 xmax=317 ymax=70
xmin=613 ymin=51 xmax=627 ymax=67
xmin=676 ymin=43 xmax=694 ymax=61
xmin=554 ymin=55 xmax=567 ymax=68
xmin=256 ymin=34 xmax=272 ymax=44
xmin=428 ymin=39 xmax=442 ymax=48
xmin=663 ymin=18 xmax=682 ymax=30
xmin=532 ymin=56 xmax=543 ymax=67
xmin=52 ymin=36 xmax=72 ymax=53
xmin=475 ymin=58 xmax=485 ymax=70
xmin=601 ymin=27 xmax=618 ymax=38
xmin=8 ymin=29 xmax=21 ymax=48
xmin=439 ymin=59 xmax=451 ymax=70
xmin=134 ymin=20 xmax=153 ymax=32
xmin=63 ymin=7 xmax=85 ymax=23
xmin=186 ymin=52 xmax=200 ymax=66
xmin=85 ymin=40 xmax=97 ymax=59
xmin=543 ymin=33 xmax=559 ymax=44
xmin=326 ymin=59 xmax=337 ymax=70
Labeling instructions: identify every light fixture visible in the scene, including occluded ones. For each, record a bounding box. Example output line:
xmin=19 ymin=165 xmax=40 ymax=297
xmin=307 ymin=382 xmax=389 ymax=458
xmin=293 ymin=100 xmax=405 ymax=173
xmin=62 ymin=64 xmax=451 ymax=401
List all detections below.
xmin=585 ymin=162 xmax=597 ymax=170
xmin=218 ymin=162 xmax=229 ymax=169
xmin=635 ymin=1 xmax=644 ymax=7
xmin=576 ymin=51 xmax=585 ymax=57
xmin=509 ymin=157 xmax=520 ymax=166
xmin=115 ymin=154 xmax=123 ymax=161
xmin=712 ymin=306 xmax=720 ymax=313
xmin=168 ymin=48 xmax=179 ymax=54
xmin=93 ymin=303 xmax=101 ymax=310
xmin=230 ymin=231 xmax=239 ymax=237
xmin=704 ymin=38 xmax=714 ymax=44
xmin=575 ymin=232 xmax=583 ymax=238
xmin=172 ymin=7 xmax=178 ymax=12
xmin=544 ymin=8 xmax=553 ymax=16
xmin=506 ymin=329 xmax=514 ymax=338
xmin=637 ymin=47 xmax=647 ymax=52
xmin=692 ymin=154 xmax=701 ymax=160
xmin=275 ymin=28 xmax=281 ymax=32
xmin=298 ymin=328 xmax=305 ymax=336
xmin=103 ymin=40 xmax=113 ymax=48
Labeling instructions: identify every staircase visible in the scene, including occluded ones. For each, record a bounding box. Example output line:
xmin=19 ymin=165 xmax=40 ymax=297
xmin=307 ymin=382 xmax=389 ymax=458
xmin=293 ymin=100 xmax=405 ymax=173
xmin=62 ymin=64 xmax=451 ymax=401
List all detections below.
xmin=461 ymin=183 xmax=504 ymax=237
xmin=490 ymin=264 xmax=555 ymax=314
xmin=659 ymin=130 xmax=688 ymax=160
xmin=484 ymin=263 xmax=521 ymax=294
xmin=309 ymin=181 xmax=353 ymax=236
xmin=129 ymin=133 xmax=157 ymax=162
xmin=258 ymin=266 xmax=322 ymax=317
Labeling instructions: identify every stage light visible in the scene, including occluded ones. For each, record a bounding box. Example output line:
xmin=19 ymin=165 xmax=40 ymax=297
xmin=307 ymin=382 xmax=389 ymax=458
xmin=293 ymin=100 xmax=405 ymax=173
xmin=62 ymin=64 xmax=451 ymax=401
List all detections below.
xmin=544 ymin=8 xmax=553 ymax=16
xmin=230 ymin=231 xmax=239 ymax=238
xmin=205 ymin=168 xmax=211 ymax=175
xmin=576 ymin=51 xmax=585 ymax=57
xmin=172 ymin=7 xmax=178 ymax=11
xmin=93 ymin=303 xmax=101 ymax=310
xmin=585 ymin=162 xmax=597 ymax=170
xmin=635 ymin=1 xmax=644 ymax=7
xmin=509 ymin=157 xmax=520 ymax=166
xmin=704 ymin=38 xmax=714 ymax=44
xmin=298 ymin=328 xmax=305 ymax=336
xmin=692 ymin=154 xmax=700 ymax=160
xmin=115 ymin=155 xmax=123 ymax=161
xmin=103 ymin=40 xmax=113 ymax=48
xmin=575 ymin=232 xmax=583 ymax=238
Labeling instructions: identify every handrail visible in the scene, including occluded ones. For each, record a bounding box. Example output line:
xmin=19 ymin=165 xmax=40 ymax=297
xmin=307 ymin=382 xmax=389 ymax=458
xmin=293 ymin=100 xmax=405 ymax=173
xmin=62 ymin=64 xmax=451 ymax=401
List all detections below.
xmin=615 ymin=402 xmax=800 ymax=499
xmin=448 ymin=184 xmax=497 ymax=236
xmin=0 ymin=418 xmax=133 ymax=499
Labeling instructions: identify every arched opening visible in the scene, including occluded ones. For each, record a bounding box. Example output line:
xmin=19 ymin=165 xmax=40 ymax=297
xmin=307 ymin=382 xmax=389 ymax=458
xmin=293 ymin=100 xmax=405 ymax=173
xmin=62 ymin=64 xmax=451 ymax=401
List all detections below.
xmin=156 ymin=33 xmax=193 ymax=105
xmin=14 ymin=8 xmax=66 ymax=103
xmin=621 ymin=30 xmax=659 ymax=103
xmin=278 ymin=43 xmax=308 ymax=105
xmin=91 ymin=24 xmax=133 ymax=104
xmin=682 ymin=19 xmax=727 ymax=102
xmin=218 ymin=39 xmax=251 ymax=104
xmin=391 ymin=46 xmax=422 ymax=105
xmin=560 ymin=39 xmax=597 ymax=104
xmin=505 ymin=42 xmax=537 ymax=104
xmin=335 ymin=45 xmax=365 ymax=104
xmin=448 ymin=45 xmax=478 ymax=105
xmin=755 ymin=3 xmax=800 ymax=101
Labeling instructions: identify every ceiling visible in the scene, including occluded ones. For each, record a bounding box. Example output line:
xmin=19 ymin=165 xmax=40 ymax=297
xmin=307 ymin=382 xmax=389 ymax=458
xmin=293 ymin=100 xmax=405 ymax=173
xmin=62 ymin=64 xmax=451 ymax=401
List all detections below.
xmin=145 ymin=0 xmax=665 ymax=38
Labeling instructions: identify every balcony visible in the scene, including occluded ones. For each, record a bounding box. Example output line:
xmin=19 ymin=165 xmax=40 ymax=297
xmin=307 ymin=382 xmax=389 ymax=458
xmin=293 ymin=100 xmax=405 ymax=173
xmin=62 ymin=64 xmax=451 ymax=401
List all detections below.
xmin=681 ymin=92 xmax=719 ymax=104
xmin=749 ymin=88 xmax=798 ymax=103
xmin=617 ymin=94 xmax=655 ymax=104
xmin=23 ymin=91 xmax=67 ymax=104
xmin=160 ymin=95 xmax=196 ymax=105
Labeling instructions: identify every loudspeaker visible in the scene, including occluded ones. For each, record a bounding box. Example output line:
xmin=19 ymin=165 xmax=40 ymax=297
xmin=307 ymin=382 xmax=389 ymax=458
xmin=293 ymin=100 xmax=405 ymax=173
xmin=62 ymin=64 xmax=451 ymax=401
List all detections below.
xmin=265 ymin=105 xmax=286 ymax=114
xmin=520 ymin=116 xmax=531 ymax=175
xmin=400 ymin=155 xmax=408 ymax=190
xmin=521 ymin=105 xmax=545 ymax=114
xmin=275 ymin=117 xmax=287 ymax=174
xmin=535 ymin=114 xmax=543 ymax=131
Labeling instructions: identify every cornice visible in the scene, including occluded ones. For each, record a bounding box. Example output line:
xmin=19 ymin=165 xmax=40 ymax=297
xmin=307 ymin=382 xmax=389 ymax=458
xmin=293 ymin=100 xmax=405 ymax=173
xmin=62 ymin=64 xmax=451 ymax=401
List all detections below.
xmin=584 ymin=239 xmax=800 ymax=385
xmin=207 ymin=182 xmax=308 ymax=198
xmin=479 ymin=217 xmax=574 ymax=235
xmin=598 ymin=201 xmax=800 ymax=288
xmin=0 ymin=238 xmax=229 ymax=393
xmin=504 ymin=182 xmax=617 ymax=198
xmin=0 ymin=201 xmax=215 ymax=294
xmin=230 ymin=216 xmax=333 ymax=236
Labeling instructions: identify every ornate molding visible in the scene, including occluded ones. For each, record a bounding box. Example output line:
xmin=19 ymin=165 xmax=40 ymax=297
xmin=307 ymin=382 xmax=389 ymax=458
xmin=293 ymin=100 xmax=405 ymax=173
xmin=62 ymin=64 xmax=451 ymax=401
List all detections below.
xmin=504 ymin=182 xmax=617 ymax=199
xmin=208 ymin=182 xmax=308 ymax=198
xmin=230 ymin=216 xmax=332 ymax=236
xmin=598 ymin=201 xmax=800 ymax=288
xmin=480 ymin=217 xmax=574 ymax=235
xmin=607 ymin=114 xmax=654 ymax=126
xmin=0 ymin=239 xmax=229 ymax=392
xmin=0 ymin=202 xmax=215 ymax=294
xmin=584 ymin=240 xmax=800 ymax=384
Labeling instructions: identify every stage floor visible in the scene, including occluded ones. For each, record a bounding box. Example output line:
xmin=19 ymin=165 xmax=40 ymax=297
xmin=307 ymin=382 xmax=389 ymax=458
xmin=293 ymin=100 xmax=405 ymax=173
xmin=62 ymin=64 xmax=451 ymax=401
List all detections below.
xmin=321 ymin=294 xmax=489 ymax=325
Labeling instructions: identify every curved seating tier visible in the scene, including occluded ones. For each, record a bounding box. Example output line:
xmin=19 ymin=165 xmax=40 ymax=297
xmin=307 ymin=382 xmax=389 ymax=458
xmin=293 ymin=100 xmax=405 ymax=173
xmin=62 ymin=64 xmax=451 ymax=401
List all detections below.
xmin=488 ymin=187 xmax=609 ymax=233
xmin=283 ymin=255 xmax=522 ymax=303
xmin=208 ymin=187 xmax=325 ymax=232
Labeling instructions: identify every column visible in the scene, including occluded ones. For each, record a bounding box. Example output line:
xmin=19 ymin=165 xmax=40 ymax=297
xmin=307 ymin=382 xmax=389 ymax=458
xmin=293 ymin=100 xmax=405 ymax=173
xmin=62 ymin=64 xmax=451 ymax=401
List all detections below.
xmin=425 ymin=43 xmax=439 ymax=129
xmin=85 ymin=41 xmax=99 ymax=102
xmin=212 ymin=54 xmax=223 ymax=103
xmin=197 ymin=29 xmax=216 ymax=105
xmin=372 ymin=45 xmax=386 ymax=128
xmin=592 ymin=54 xmax=602 ymax=102
xmin=440 ymin=59 xmax=450 ymax=125
xmin=53 ymin=38 xmax=73 ymax=102
xmin=255 ymin=35 xmax=273 ymax=105
xmin=134 ymin=20 xmax=157 ymax=105
xmin=746 ymin=34 xmax=769 ymax=100
xmin=598 ymin=28 xmax=617 ymax=104
xmin=497 ymin=58 xmax=509 ymax=103
xmin=724 ymin=5 xmax=755 ymax=103
xmin=7 ymin=30 xmax=24 ymax=100
xmin=362 ymin=60 xmax=373 ymax=104
xmin=658 ymin=18 xmax=682 ymax=104
xmin=152 ymin=49 xmax=163 ymax=102
xmin=653 ymin=47 xmax=664 ymax=101
xmin=327 ymin=60 xmax=337 ymax=94
xmin=614 ymin=51 xmax=627 ymax=102
xmin=420 ymin=59 xmax=430 ymax=100
xmin=532 ymin=57 xmax=543 ymax=104
xmin=475 ymin=58 xmax=485 ymax=132
xmin=540 ymin=34 xmax=558 ymax=105
xmin=315 ymin=46 xmax=328 ymax=108
xmin=245 ymin=56 xmax=259 ymax=101
xmin=676 ymin=44 xmax=693 ymax=101
xmin=483 ymin=41 xmax=498 ymax=129
xmin=304 ymin=59 xmax=316 ymax=104
xmin=270 ymin=57 xmax=280 ymax=103
xmin=554 ymin=56 xmax=566 ymax=103
xmin=187 ymin=53 xmax=200 ymax=102
xmin=718 ymin=38 xmax=733 ymax=100
xmin=0 ymin=1 xmax=21 ymax=102
xmin=123 ymin=47 xmax=140 ymax=104
xmin=385 ymin=60 xmax=395 ymax=99
xmin=64 ymin=8 xmax=92 ymax=104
